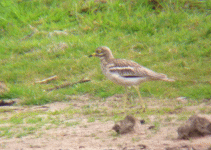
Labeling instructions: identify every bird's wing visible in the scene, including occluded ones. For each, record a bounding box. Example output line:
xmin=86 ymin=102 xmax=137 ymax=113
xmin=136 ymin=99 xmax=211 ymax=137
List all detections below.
xmin=109 ymin=59 xmax=166 ymax=79
xmin=137 ymin=66 xmax=167 ymax=79
xmin=108 ymin=59 xmax=147 ymax=78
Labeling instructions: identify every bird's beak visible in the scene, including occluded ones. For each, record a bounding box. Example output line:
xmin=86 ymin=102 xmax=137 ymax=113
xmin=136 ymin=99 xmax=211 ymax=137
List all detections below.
xmin=89 ymin=53 xmax=97 ymax=57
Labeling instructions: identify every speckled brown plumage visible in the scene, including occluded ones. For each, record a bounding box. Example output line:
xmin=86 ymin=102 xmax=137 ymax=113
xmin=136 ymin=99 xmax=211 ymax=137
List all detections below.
xmin=89 ymin=46 xmax=175 ymax=112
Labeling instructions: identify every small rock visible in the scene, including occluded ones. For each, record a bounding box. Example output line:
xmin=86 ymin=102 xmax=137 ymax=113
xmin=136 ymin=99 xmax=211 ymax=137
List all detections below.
xmin=140 ymin=119 xmax=145 ymax=124
xmin=148 ymin=125 xmax=155 ymax=130
xmin=137 ymin=144 xmax=147 ymax=149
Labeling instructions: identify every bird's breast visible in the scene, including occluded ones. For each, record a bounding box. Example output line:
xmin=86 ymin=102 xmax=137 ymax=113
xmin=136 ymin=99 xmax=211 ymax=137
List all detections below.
xmin=107 ymin=72 xmax=147 ymax=86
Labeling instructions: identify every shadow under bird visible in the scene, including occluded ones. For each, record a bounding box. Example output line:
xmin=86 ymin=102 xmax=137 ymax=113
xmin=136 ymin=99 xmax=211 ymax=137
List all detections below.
xmin=89 ymin=46 xmax=175 ymax=112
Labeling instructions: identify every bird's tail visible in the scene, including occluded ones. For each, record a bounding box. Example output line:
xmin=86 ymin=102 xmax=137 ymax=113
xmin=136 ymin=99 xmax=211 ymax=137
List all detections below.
xmin=157 ymin=73 xmax=175 ymax=82
xmin=161 ymin=78 xmax=175 ymax=82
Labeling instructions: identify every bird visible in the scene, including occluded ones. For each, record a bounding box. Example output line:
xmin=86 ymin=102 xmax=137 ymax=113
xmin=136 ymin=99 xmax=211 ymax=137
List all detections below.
xmin=89 ymin=46 xmax=174 ymax=112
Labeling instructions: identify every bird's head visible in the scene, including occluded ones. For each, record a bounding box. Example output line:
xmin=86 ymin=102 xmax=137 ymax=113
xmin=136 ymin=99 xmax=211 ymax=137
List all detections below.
xmin=89 ymin=46 xmax=114 ymax=59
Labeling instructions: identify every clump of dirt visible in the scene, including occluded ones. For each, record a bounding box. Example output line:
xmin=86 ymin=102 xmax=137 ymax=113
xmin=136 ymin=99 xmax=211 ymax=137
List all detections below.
xmin=112 ymin=115 xmax=144 ymax=135
xmin=113 ymin=115 xmax=136 ymax=134
xmin=177 ymin=115 xmax=211 ymax=139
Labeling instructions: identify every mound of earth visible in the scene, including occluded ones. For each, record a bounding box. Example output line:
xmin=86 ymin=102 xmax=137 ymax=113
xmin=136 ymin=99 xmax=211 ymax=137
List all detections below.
xmin=178 ymin=115 xmax=211 ymax=139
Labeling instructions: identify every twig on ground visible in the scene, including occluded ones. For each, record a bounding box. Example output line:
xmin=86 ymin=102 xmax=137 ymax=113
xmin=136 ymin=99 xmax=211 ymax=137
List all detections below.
xmin=35 ymin=75 xmax=58 ymax=84
xmin=20 ymin=25 xmax=39 ymax=41
xmin=45 ymin=78 xmax=91 ymax=91
xmin=49 ymin=30 xmax=68 ymax=37
xmin=20 ymin=25 xmax=68 ymax=41
xmin=20 ymin=32 xmax=35 ymax=41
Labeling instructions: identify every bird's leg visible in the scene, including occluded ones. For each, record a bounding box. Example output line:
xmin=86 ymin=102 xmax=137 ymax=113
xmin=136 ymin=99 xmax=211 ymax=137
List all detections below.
xmin=123 ymin=86 xmax=128 ymax=114
xmin=120 ymin=86 xmax=127 ymax=115
xmin=134 ymin=86 xmax=146 ymax=112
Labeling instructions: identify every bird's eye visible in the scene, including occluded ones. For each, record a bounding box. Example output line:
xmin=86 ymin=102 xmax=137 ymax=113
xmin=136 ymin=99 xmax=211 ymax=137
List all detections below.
xmin=96 ymin=49 xmax=102 ymax=54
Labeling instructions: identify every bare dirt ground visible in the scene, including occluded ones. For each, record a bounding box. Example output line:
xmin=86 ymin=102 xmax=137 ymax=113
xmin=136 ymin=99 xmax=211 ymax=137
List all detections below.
xmin=0 ymin=95 xmax=211 ymax=150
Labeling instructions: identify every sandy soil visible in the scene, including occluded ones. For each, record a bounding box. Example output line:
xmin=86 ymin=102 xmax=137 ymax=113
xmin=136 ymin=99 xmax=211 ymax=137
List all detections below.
xmin=0 ymin=95 xmax=211 ymax=150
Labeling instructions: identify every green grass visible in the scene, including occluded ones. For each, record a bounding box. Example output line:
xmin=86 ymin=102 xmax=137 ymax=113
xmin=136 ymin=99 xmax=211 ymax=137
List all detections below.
xmin=0 ymin=0 xmax=211 ymax=105
xmin=87 ymin=117 xmax=96 ymax=122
